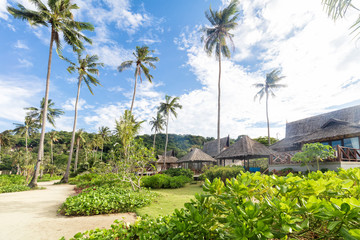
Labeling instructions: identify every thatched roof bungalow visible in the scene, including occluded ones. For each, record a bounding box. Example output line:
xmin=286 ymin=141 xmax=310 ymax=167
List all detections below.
xmin=178 ymin=148 xmax=216 ymax=172
xmin=156 ymin=150 xmax=179 ymax=171
xmin=203 ymin=135 xmax=230 ymax=157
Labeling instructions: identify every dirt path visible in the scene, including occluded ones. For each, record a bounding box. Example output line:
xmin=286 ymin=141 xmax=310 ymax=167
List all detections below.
xmin=0 ymin=181 xmax=137 ymax=240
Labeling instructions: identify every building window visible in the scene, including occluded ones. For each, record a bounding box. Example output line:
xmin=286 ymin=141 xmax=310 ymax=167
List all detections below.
xmin=344 ymin=137 xmax=360 ymax=149
xmin=331 ymin=140 xmax=342 ymax=148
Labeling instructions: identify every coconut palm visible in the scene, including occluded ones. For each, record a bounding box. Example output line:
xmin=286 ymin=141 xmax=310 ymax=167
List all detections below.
xmin=149 ymin=112 xmax=165 ymax=151
xmin=98 ymin=126 xmax=111 ymax=161
xmin=48 ymin=130 xmax=59 ymax=164
xmin=25 ymin=98 xmax=64 ymax=128
xmin=322 ymin=0 xmax=360 ymax=39
xmin=74 ymin=129 xmax=85 ymax=172
xmin=254 ymin=69 xmax=286 ymax=146
xmin=61 ymin=51 xmax=103 ymax=183
xmin=202 ymin=0 xmax=239 ymax=155
xmin=158 ymin=95 xmax=182 ymax=169
xmin=13 ymin=116 xmax=39 ymax=164
xmin=118 ymin=46 xmax=159 ymax=114
xmin=8 ymin=0 xmax=94 ymax=188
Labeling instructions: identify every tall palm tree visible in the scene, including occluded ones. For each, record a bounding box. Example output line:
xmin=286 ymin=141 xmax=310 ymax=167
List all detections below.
xmin=13 ymin=116 xmax=39 ymax=164
xmin=254 ymin=69 xmax=286 ymax=146
xmin=61 ymin=51 xmax=103 ymax=183
xmin=98 ymin=126 xmax=111 ymax=161
xmin=149 ymin=112 xmax=165 ymax=151
xmin=74 ymin=129 xmax=85 ymax=172
xmin=25 ymin=98 xmax=64 ymax=128
xmin=118 ymin=46 xmax=159 ymax=114
xmin=202 ymin=0 xmax=239 ymax=155
xmin=8 ymin=0 xmax=94 ymax=188
xmin=158 ymin=95 xmax=182 ymax=169
xmin=48 ymin=130 xmax=59 ymax=164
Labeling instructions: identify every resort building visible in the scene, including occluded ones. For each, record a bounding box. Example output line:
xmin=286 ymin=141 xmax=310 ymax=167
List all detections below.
xmin=177 ymin=148 xmax=216 ymax=174
xmin=203 ymin=135 xmax=230 ymax=158
xmin=156 ymin=150 xmax=179 ymax=171
xmin=270 ymin=105 xmax=360 ymax=171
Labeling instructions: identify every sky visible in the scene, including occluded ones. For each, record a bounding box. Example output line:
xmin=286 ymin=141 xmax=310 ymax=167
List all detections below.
xmin=1 ymin=0 xmax=360 ymax=140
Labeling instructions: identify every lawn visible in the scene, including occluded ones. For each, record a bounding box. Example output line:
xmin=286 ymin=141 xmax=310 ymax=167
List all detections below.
xmin=136 ymin=182 xmax=203 ymax=218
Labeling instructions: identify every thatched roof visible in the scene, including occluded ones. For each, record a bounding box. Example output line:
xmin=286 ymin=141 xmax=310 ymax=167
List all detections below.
xmin=157 ymin=156 xmax=178 ymax=164
xmin=203 ymin=136 xmax=230 ymax=157
xmin=285 ymin=105 xmax=360 ymax=138
xmin=178 ymin=148 xmax=216 ymax=163
xmin=216 ymin=135 xmax=274 ymax=159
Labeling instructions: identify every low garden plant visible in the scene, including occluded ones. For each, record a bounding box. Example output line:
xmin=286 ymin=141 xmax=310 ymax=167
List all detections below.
xmin=202 ymin=165 xmax=244 ymax=182
xmin=162 ymin=168 xmax=193 ymax=178
xmin=141 ymin=174 xmax=191 ymax=189
xmin=38 ymin=174 xmax=62 ymax=182
xmin=0 ymin=175 xmax=30 ymax=193
xmin=67 ymin=168 xmax=360 ymax=239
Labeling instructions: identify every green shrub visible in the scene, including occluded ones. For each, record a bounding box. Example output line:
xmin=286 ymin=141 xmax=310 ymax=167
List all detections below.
xmin=141 ymin=174 xmax=191 ymax=189
xmin=59 ymin=186 xmax=157 ymax=216
xmin=38 ymin=174 xmax=61 ymax=182
xmin=68 ymin=173 xmax=126 ymax=189
xmin=202 ymin=165 xmax=243 ymax=182
xmin=0 ymin=175 xmax=30 ymax=193
xmin=163 ymin=168 xmax=193 ymax=178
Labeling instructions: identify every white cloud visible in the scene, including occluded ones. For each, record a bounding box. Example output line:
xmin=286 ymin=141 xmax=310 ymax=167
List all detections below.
xmin=0 ymin=0 xmax=8 ymax=20
xmin=62 ymin=98 xmax=87 ymax=111
xmin=14 ymin=40 xmax=29 ymax=49
xmin=108 ymin=86 xmax=124 ymax=92
xmin=18 ymin=58 xmax=33 ymax=68
xmin=88 ymin=44 xmax=133 ymax=69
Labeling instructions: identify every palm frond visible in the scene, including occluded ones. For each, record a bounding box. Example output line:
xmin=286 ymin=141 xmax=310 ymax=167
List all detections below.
xmin=118 ymin=61 xmax=133 ymax=72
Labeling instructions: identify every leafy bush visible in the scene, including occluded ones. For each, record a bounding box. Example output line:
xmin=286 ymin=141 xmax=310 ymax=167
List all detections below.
xmin=0 ymin=175 xmax=30 ymax=193
xmin=141 ymin=174 xmax=191 ymax=189
xmin=69 ymin=173 xmax=126 ymax=189
xmin=38 ymin=174 xmax=62 ymax=182
xmin=202 ymin=165 xmax=243 ymax=182
xmin=59 ymin=186 xmax=157 ymax=216
xmin=70 ymin=168 xmax=360 ymax=239
xmin=163 ymin=168 xmax=193 ymax=178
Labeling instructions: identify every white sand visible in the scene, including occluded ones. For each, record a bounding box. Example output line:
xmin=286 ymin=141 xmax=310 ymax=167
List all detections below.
xmin=0 ymin=181 xmax=136 ymax=240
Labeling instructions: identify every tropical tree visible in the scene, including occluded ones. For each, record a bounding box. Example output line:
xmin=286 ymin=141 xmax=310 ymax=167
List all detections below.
xmin=202 ymin=0 xmax=239 ymax=155
xmin=322 ymin=0 xmax=360 ymax=39
xmin=48 ymin=130 xmax=59 ymax=164
xmin=13 ymin=116 xmax=39 ymax=163
xmin=254 ymin=69 xmax=286 ymax=146
xmin=0 ymin=130 xmax=12 ymax=162
xmin=158 ymin=95 xmax=182 ymax=169
xmin=74 ymin=129 xmax=85 ymax=172
xmin=98 ymin=126 xmax=111 ymax=161
xmin=118 ymin=46 xmax=159 ymax=114
xmin=149 ymin=112 xmax=165 ymax=151
xmin=25 ymin=98 xmax=64 ymax=128
xmin=8 ymin=0 xmax=94 ymax=188
xmin=61 ymin=51 xmax=103 ymax=183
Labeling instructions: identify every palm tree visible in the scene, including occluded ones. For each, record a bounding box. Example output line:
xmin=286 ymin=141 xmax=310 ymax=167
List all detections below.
xmin=13 ymin=116 xmax=39 ymax=164
xmin=118 ymin=46 xmax=159 ymax=114
xmin=0 ymin=130 xmax=12 ymax=162
xmin=158 ymin=95 xmax=182 ymax=169
xmin=8 ymin=0 xmax=94 ymax=188
xmin=322 ymin=0 xmax=360 ymax=39
xmin=61 ymin=51 xmax=103 ymax=183
xmin=48 ymin=130 xmax=59 ymax=164
xmin=254 ymin=69 xmax=286 ymax=146
xmin=98 ymin=126 xmax=111 ymax=161
xmin=202 ymin=0 xmax=239 ymax=155
xmin=149 ymin=112 xmax=165 ymax=151
xmin=74 ymin=129 xmax=85 ymax=172
xmin=25 ymin=98 xmax=64 ymax=128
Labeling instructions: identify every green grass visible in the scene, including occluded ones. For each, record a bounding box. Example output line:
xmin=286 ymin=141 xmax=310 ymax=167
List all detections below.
xmin=136 ymin=182 xmax=203 ymax=218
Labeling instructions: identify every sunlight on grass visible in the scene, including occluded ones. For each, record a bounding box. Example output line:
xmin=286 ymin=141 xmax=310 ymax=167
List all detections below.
xmin=136 ymin=182 xmax=203 ymax=218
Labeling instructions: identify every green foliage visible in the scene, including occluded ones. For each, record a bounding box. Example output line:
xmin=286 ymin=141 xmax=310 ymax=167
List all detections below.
xmin=253 ymin=136 xmax=279 ymax=146
xmin=163 ymin=168 xmax=193 ymax=178
xmin=70 ymin=168 xmax=360 ymax=239
xmin=69 ymin=173 xmax=125 ymax=189
xmin=38 ymin=174 xmax=62 ymax=182
xmin=292 ymin=142 xmax=336 ymax=171
xmin=202 ymin=165 xmax=244 ymax=182
xmin=0 ymin=175 xmax=30 ymax=193
xmin=59 ymin=186 xmax=156 ymax=216
xmin=141 ymin=174 xmax=191 ymax=189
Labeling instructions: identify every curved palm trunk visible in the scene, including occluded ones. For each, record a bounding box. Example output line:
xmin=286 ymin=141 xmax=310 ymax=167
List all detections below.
xmin=163 ymin=113 xmax=169 ymax=170
xmin=153 ymin=132 xmax=157 ymax=151
xmin=217 ymin=53 xmax=222 ymax=157
xmin=74 ymin=137 xmax=80 ymax=172
xmin=29 ymin=28 xmax=55 ymax=188
xmin=62 ymin=76 xmax=82 ymax=183
xmin=130 ymin=65 xmax=140 ymax=114
xmin=266 ymin=90 xmax=270 ymax=146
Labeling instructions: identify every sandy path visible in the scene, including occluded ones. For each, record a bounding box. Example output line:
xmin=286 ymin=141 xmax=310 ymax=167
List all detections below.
xmin=0 ymin=181 xmax=137 ymax=240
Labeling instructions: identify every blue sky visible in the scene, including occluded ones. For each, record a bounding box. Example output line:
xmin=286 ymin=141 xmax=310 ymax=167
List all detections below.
xmin=1 ymin=0 xmax=360 ymax=140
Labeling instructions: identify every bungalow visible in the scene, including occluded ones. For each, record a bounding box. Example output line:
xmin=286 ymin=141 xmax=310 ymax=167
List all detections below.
xmin=156 ymin=150 xmax=179 ymax=171
xmin=270 ymin=105 xmax=360 ymax=171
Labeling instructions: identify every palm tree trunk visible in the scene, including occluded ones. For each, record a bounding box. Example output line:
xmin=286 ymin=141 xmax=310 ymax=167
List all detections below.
xmin=153 ymin=132 xmax=157 ymax=151
xmin=163 ymin=113 xmax=169 ymax=170
xmin=50 ymin=140 xmax=53 ymax=164
xmin=266 ymin=89 xmax=270 ymax=146
xmin=217 ymin=52 xmax=222 ymax=157
xmin=100 ymin=142 xmax=103 ymax=161
xmin=25 ymin=131 xmax=28 ymax=165
xmin=74 ymin=137 xmax=80 ymax=173
xmin=130 ymin=65 xmax=139 ymax=114
xmin=62 ymin=76 xmax=82 ymax=183
xmin=29 ymin=28 xmax=55 ymax=188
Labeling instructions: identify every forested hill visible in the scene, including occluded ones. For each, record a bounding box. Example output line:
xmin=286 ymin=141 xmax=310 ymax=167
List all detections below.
xmin=136 ymin=134 xmax=215 ymax=158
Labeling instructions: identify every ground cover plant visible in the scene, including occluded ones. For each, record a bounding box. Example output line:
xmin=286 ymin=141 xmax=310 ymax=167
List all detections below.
xmin=68 ymin=168 xmax=360 ymax=239
xmin=202 ymin=165 xmax=244 ymax=182
xmin=141 ymin=174 xmax=192 ymax=189
xmin=38 ymin=174 xmax=62 ymax=182
xmin=0 ymin=175 xmax=30 ymax=193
